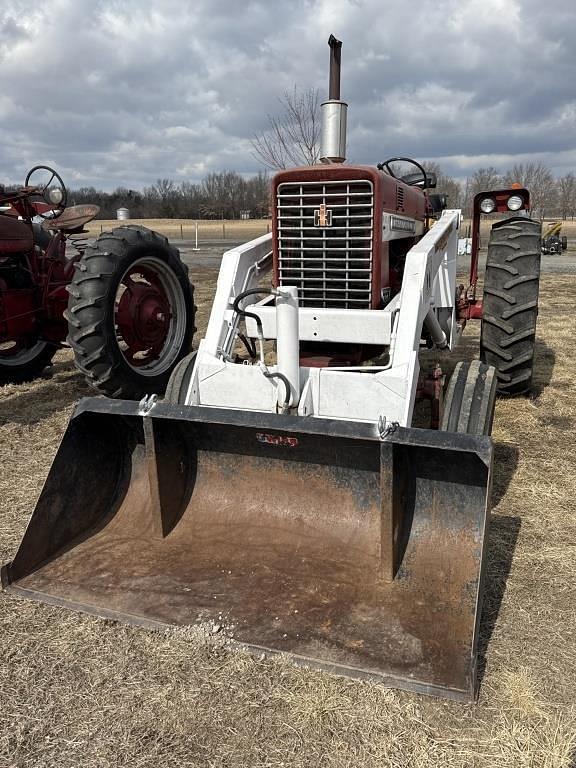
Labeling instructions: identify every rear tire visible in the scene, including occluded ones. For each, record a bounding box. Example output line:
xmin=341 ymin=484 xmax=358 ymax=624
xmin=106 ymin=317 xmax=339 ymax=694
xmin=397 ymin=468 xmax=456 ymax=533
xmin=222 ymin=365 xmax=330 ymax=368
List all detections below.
xmin=480 ymin=217 xmax=541 ymax=395
xmin=65 ymin=225 xmax=195 ymax=399
xmin=442 ymin=360 xmax=497 ymax=436
xmin=0 ymin=341 xmax=56 ymax=384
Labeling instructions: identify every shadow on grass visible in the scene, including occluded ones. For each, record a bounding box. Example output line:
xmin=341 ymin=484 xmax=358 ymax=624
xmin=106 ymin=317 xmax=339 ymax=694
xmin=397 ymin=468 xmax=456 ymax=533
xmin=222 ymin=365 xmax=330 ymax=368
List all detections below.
xmin=491 ymin=441 xmax=519 ymax=507
xmin=0 ymin=370 xmax=87 ymax=426
xmin=476 ymin=435 xmax=521 ymax=690
xmin=530 ymin=336 xmax=555 ymax=397
xmin=477 ymin=513 xmax=522 ymax=690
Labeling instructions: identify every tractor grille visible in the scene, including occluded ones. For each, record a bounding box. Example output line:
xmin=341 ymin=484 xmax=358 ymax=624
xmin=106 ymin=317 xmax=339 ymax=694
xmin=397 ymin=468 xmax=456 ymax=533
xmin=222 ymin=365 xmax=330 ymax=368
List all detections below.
xmin=276 ymin=179 xmax=374 ymax=308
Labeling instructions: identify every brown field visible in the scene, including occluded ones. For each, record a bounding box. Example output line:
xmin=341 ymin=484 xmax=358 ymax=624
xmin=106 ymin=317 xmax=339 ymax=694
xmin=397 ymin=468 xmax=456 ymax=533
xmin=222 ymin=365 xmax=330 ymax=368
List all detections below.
xmin=1 ymin=268 xmax=575 ymax=767
xmin=85 ymin=218 xmax=271 ymax=241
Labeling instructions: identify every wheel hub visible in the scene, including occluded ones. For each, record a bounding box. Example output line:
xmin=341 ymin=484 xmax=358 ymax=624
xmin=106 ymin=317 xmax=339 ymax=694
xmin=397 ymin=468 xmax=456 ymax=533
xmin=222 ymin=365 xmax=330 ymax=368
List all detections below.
xmin=116 ymin=269 xmax=172 ymax=366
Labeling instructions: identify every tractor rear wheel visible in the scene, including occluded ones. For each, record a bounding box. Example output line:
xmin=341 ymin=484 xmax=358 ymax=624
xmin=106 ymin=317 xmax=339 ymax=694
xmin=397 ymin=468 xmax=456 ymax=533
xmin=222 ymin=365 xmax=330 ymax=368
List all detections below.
xmin=0 ymin=340 xmax=56 ymax=384
xmin=480 ymin=217 xmax=541 ymax=395
xmin=441 ymin=360 xmax=497 ymax=436
xmin=0 ymin=266 xmax=57 ymax=384
xmin=65 ymin=226 xmax=195 ymax=399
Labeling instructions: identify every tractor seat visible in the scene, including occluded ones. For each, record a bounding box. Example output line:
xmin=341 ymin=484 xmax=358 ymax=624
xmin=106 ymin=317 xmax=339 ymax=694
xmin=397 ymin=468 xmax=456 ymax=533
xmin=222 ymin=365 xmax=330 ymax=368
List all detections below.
xmin=42 ymin=204 xmax=100 ymax=233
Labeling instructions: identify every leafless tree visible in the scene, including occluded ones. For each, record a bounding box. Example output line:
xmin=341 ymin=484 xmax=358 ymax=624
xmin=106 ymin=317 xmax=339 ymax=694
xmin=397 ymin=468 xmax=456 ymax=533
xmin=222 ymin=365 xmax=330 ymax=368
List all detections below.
xmin=421 ymin=161 xmax=463 ymax=209
xmin=503 ymin=162 xmax=556 ymax=219
xmin=251 ymin=87 xmax=321 ymax=170
xmin=556 ymin=172 xmax=576 ymax=220
xmin=144 ymin=179 xmax=179 ymax=217
xmin=461 ymin=167 xmax=502 ymax=216
xmin=71 ymin=171 xmax=271 ymax=220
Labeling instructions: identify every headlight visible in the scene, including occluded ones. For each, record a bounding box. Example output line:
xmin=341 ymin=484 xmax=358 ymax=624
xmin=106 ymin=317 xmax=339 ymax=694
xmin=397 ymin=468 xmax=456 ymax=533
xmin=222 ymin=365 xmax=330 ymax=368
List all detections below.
xmin=49 ymin=188 xmax=63 ymax=205
xmin=507 ymin=195 xmax=523 ymax=211
xmin=479 ymin=197 xmax=496 ymax=214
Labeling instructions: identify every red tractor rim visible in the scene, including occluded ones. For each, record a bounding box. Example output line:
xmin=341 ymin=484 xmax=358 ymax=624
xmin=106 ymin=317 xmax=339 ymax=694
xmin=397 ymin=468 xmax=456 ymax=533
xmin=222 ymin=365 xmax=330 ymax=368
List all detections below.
xmin=114 ymin=256 xmax=187 ymax=376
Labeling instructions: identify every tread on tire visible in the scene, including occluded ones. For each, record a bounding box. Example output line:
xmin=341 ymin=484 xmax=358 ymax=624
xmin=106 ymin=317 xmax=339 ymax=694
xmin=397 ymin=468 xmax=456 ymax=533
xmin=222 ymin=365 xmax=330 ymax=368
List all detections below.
xmin=480 ymin=217 xmax=541 ymax=395
xmin=442 ymin=360 xmax=497 ymax=436
xmin=65 ymin=225 xmax=195 ymax=399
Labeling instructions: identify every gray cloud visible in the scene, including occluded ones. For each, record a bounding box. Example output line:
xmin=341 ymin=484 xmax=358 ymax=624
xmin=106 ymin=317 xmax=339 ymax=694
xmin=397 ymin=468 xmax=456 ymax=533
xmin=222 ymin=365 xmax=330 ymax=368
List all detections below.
xmin=1 ymin=0 xmax=575 ymax=189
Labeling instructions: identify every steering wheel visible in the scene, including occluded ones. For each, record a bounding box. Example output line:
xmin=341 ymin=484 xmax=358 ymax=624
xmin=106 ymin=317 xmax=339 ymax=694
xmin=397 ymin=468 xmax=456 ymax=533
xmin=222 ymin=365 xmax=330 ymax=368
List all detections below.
xmin=376 ymin=157 xmax=430 ymax=189
xmin=24 ymin=165 xmax=67 ymax=218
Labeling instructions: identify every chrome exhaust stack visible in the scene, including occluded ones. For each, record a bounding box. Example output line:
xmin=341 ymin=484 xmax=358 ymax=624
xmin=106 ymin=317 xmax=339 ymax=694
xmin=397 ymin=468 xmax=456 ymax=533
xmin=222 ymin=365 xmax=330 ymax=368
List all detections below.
xmin=320 ymin=35 xmax=347 ymax=164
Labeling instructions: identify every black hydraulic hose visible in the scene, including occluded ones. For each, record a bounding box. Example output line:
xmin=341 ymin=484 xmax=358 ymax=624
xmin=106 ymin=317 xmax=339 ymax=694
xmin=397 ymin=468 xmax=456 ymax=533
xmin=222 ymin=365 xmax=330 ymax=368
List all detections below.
xmin=232 ymin=288 xmax=267 ymax=336
xmin=232 ymin=288 xmax=292 ymax=413
xmin=238 ymin=332 xmax=257 ymax=359
xmin=262 ymin=369 xmax=292 ymax=414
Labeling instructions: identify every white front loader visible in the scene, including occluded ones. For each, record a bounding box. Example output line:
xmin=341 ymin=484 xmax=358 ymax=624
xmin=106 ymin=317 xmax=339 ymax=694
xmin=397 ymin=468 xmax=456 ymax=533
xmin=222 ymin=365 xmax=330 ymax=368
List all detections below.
xmin=184 ymin=209 xmax=461 ymax=429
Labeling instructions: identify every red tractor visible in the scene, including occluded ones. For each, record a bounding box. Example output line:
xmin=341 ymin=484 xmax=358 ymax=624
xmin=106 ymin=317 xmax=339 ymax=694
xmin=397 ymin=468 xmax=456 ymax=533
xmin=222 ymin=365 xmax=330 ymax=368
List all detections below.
xmin=0 ymin=166 xmax=195 ymax=397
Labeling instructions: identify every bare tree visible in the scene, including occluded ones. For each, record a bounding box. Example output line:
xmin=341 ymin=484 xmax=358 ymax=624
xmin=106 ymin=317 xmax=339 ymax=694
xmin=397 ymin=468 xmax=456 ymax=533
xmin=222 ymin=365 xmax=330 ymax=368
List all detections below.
xmin=461 ymin=167 xmax=502 ymax=216
xmin=503 ymin=162 xmax=556 ymax=219
xmin=251 ymin=87 xmax=321 ymax=170
xmin=144 ymin=179 xmax=179 ymax=217
xmin=556 ymin=172 xmax=576 ymax=220
xmin=421 ymin=161 xmax=463 ymax=209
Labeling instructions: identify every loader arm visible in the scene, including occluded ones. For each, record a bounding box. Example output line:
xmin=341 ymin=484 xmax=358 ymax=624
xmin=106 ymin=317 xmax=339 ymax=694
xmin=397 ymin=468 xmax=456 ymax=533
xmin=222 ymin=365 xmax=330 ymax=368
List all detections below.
xmin=188 ymin=209 xmax=460 ymax=427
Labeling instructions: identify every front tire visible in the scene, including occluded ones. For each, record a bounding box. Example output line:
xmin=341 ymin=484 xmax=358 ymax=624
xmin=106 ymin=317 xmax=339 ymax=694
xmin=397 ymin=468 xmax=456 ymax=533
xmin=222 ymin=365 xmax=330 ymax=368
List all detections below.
xmin=480 ymin=217 xmax=541 ymax=395
xmin=65 ymin=226 xmax=195 ymax=399
xmin=442 ymin=360 xmax=497 ymax=436
xmin=164 ymin=350 xmax=197 ymax=405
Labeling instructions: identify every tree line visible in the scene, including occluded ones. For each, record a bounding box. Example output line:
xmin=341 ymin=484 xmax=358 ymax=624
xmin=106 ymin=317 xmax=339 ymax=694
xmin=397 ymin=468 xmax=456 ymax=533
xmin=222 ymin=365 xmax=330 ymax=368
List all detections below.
xmin=65 ymin=162 xmax=576 ymax=221
xmin=431 ymin=162 xmax=576 ymax=220
xmin=68 ymin=171 xmax=271 ymax=220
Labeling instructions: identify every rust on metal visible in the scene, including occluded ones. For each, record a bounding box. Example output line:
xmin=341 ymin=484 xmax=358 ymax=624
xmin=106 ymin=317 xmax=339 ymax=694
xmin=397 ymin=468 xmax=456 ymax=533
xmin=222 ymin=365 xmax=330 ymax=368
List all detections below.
xmin=42 ymin=204 xmax=99 ymax=232
xmin=2 ymin=400 xmax=492 ymax=701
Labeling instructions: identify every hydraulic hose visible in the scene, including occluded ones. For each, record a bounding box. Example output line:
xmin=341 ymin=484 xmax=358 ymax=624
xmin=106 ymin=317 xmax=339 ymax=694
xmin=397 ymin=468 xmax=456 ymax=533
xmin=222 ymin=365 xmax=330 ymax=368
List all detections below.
xmin=232 ymin=288 xmax=292 ymax=413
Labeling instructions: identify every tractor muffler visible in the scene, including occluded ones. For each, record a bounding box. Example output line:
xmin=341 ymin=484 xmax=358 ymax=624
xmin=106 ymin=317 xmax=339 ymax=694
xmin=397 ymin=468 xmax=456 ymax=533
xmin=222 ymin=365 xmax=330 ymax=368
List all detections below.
xmin=2 ymin=398 xmax=492 ymax=700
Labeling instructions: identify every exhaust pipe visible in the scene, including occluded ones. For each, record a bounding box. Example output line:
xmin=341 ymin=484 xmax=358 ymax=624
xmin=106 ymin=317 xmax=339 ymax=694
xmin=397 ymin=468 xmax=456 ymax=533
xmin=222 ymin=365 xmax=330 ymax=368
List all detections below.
xmin=320 ymin=35 xmax=347 ymax=164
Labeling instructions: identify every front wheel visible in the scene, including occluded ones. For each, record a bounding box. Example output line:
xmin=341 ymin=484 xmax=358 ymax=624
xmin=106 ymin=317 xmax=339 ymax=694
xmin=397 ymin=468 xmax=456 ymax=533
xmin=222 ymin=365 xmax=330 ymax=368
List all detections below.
xmin=65 ymin=226 xmax=195 ymax=399
xmin=441 ymin=360 xmax=497 ymax=436
xmin=480 ymin=217 xmax=541 ymax=395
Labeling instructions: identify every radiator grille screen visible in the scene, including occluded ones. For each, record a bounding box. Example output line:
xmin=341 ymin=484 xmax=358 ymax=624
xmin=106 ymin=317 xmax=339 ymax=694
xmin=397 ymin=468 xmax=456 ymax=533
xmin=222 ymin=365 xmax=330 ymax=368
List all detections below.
xmin=276 ymin=179 xmax=374 ymax=308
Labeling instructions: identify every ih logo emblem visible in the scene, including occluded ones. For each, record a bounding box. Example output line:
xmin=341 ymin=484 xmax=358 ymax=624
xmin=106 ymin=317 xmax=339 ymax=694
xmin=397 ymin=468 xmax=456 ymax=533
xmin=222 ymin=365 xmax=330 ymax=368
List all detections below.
xmin=314 ymin=203 xmax=332 ymax=227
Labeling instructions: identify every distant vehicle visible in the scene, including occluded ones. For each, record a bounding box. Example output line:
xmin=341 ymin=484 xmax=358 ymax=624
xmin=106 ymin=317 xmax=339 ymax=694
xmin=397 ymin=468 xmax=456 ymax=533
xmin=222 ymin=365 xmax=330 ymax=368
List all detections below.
xmin=541 ymin=222 xmax=568 ymax=255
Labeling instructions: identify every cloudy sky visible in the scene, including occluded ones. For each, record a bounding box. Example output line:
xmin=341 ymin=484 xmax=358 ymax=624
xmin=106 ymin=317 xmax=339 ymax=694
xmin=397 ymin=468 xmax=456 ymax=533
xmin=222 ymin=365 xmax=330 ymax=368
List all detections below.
xmin=1 ymin=0 xmax=575 ymax=190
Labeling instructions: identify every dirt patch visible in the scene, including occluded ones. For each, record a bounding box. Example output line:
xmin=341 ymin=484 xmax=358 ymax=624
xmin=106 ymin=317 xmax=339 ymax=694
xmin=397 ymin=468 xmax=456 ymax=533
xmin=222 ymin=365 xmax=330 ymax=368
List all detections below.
xmin=1 ymin=272 xmax=575 ymax=767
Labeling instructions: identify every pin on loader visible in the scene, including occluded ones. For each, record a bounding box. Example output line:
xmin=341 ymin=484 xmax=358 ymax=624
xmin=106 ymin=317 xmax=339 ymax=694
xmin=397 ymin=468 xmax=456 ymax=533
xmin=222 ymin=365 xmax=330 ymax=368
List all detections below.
xmin=2 ymin=36 xmax=542 ymax=700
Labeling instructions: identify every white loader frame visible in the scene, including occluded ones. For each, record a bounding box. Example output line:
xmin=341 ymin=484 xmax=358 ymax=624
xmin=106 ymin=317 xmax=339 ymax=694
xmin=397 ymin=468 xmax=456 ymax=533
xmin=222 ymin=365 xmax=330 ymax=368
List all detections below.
xmin=184 ymin=209 xmax=460 ymax=428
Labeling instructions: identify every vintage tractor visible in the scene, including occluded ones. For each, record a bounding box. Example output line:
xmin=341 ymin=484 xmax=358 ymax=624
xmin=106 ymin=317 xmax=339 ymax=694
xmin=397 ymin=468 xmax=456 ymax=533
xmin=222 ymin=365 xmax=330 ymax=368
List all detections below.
xmin=3 ymin=38 xmax=542 ymax=701
xmin=0 ymin=166 xmax=195 ymax=397
xmin=541 ymin=221 xmax=568 ymax=255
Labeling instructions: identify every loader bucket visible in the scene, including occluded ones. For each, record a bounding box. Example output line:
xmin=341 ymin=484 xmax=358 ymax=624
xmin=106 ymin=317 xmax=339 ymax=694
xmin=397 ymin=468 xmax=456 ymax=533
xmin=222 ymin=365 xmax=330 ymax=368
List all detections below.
xmin=2 ymin=398 xmax=492 ymax=700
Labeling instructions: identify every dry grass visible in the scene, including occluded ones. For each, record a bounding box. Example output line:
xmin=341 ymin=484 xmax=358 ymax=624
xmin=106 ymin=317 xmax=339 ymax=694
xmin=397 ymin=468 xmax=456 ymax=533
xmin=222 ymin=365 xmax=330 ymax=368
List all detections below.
xmin=1 ymin=268 xmax=576 ymax=767
xmin=85 ymin=218 xmax=271 ymax=241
